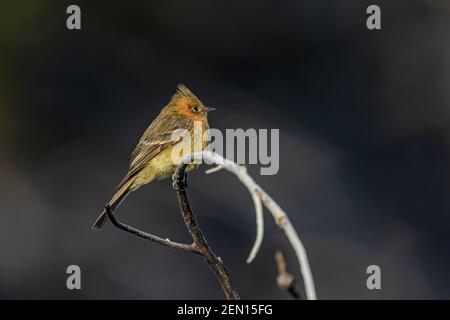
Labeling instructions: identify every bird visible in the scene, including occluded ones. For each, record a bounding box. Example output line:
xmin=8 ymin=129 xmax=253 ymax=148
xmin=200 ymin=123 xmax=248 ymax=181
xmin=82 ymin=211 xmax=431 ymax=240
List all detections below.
xmin=92 ymin=84 xmax=215 ymax=229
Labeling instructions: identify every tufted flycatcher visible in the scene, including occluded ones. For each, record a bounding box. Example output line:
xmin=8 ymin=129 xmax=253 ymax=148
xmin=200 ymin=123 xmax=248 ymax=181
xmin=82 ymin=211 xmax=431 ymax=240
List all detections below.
xmin=92 ymin=84 xmax=214 ymax=229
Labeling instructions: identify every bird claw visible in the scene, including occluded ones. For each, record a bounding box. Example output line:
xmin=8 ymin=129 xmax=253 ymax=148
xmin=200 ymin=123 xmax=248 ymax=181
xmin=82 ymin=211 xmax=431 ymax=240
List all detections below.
xmin=172 ymin=173 xmax=188 ymax=191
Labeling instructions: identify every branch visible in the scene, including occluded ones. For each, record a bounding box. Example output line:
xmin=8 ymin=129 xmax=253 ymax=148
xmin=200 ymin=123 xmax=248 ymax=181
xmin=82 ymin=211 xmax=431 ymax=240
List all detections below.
xmin=104 ymin=173 xmax=239 ymax=300
xmin=105 ymin=205 xmax=199 ymax=254
xmin=205 ymin=164 xmax=264 ymax=264
xmin=275 ymin=250 xmax=301 ymax=299
xmin=104 ymin=150 xmax=316 ymax=300
xmin=172 ymin=170 xmax=239 ymax=300
xmin=185 ymin=150 xmax=317 ymax=300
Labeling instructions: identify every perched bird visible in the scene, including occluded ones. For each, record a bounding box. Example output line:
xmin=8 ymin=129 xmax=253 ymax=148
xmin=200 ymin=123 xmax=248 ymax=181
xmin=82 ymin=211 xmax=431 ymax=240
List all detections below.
xmin=92 ymin=84 xmax=214 ymax=229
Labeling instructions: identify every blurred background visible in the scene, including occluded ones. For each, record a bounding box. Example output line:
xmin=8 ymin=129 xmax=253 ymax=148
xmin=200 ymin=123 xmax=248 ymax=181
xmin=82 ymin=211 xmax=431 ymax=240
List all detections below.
xmin=0 ymin=0 xmax=449 ymax=299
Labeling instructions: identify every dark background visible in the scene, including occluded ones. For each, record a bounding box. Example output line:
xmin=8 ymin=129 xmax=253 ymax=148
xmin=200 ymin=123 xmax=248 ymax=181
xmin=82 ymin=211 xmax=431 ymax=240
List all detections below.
xmin=0 ymin=0 xmax=449 ymax=299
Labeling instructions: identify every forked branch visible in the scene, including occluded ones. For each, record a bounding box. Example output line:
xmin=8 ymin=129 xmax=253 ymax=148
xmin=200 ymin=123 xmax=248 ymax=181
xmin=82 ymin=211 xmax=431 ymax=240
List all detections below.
xmin=184 ymin=151 xmax=317 ymax=300
xmin=104 ymin=150 xmax=316 ymax=300
xmin=104 ymin=171 xmax=239 ymax=299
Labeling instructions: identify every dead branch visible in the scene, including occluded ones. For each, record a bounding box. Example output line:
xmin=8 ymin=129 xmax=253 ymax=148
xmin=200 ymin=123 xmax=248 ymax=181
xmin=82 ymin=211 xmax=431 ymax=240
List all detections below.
xmin=172 ymin=170 xmax=239 ymax=300
xmin=104 ymin=149 xmax=316 ymax=300
xmin=275 ymin=250 xmax=301 ymax=299
xmin=104 ymin=171 xmax=239 ymax=299
xmin=189 ymin=150 xmax=317 ymax=300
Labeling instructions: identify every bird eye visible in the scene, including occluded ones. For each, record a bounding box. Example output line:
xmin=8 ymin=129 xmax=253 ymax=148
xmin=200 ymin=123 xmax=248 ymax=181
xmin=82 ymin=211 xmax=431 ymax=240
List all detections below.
xmin=192 ymin=105 xmax=200 ymax=113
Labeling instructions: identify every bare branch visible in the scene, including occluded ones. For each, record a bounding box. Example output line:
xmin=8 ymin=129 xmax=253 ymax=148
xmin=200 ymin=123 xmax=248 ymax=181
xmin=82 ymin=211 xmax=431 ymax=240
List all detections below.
xmin=275 ymin=250 xmax=301 ymax=299
xmin=186 ymin=151 xmax=317 ymax=300
xmin=247 ymin=192 xmax=264 ymax=264
xmin=104 ymin=173 xmax=239 ymax=300
xmin=103 ymin=150 xmax=316 ymax=300
xmin=173 ymin=165 xmax=239 ymax=300
xmin=206 ymin=164 xmax=264 ymax=264
xmin=259 ymin=191 xmax=316 ymax=300
xmin=105 ymin=204 xmax=200 ymax=254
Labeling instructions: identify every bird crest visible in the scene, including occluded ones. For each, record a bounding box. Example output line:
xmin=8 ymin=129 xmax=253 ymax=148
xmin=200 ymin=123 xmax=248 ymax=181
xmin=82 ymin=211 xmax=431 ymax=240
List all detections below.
xmin=171 ymin=84 xmax=199 ymax=102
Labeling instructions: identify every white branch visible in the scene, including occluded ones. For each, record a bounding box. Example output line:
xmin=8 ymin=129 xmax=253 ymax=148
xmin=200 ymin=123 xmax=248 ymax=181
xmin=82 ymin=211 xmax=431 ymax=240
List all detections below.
xmin=247 ymin=192 xmax=264 ymax=264
xmin=183 ymin=151 xmax=317 ymax=300
xmin=206 ymin=164 xmax=264 ymax=264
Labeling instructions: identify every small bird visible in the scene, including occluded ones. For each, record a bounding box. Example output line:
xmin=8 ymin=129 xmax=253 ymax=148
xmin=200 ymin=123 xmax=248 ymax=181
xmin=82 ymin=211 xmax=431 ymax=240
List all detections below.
xmin=92 ymin=84 xmax=214 ymax=229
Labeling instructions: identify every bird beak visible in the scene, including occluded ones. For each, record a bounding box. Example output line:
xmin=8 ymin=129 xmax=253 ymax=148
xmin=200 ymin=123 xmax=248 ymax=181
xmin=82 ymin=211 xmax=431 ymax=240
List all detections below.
xmin=205 ymin=107 xmax=216 ymax=112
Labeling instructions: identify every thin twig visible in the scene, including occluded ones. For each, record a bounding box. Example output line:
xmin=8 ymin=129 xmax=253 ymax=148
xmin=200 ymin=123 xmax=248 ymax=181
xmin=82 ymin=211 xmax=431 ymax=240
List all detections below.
xmin=105 ymin=205 xmax=200 ymax=254
xmin=188 ymin=151 xmax=317 ymax=300
xmin=205 ymin=164 xmax=264 ymax=264
xmin=259 ymin=191 xmax=316 ymax=300
xmin=275 ymin=250 xmax=301 ymax=299
xmin=247 ymin=192 xmax=264 ymax=264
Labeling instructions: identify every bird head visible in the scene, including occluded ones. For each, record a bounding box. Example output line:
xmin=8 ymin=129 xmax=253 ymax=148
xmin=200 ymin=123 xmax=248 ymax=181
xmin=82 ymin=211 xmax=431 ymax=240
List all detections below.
xmin=168 ymin=84 xmax=215 ymax=121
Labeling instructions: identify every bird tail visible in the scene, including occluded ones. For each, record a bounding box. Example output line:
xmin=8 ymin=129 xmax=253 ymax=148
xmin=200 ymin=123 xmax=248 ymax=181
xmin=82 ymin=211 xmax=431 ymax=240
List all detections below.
xmin=92 ymin=178 xmax=136 ymax=230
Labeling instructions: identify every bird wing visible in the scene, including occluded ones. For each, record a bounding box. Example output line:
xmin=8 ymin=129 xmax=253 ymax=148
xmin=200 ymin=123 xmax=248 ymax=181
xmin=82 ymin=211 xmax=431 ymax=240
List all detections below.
xmin=116 ymin=114 xmax=192 ymax=190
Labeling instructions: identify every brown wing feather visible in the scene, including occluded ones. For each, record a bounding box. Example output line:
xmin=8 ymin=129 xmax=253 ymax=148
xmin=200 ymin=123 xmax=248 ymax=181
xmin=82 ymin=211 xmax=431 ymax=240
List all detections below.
xmin=116 ymin=114 xmax=192 ymax=190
